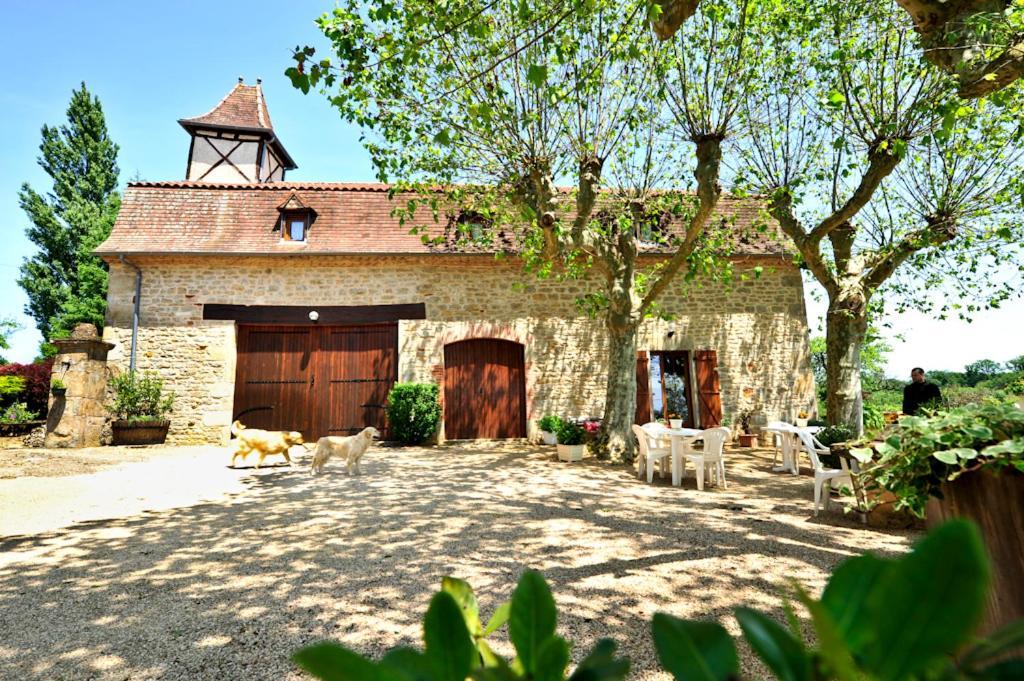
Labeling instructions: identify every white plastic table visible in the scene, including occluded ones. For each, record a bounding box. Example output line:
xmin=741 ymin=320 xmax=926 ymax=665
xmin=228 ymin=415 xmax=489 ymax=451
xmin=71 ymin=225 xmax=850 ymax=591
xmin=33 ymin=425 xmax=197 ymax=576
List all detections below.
xmin=775 ymin=426 xmax=824 ymax=474
xmin=662 ymin=427 xmax=703 ymax=486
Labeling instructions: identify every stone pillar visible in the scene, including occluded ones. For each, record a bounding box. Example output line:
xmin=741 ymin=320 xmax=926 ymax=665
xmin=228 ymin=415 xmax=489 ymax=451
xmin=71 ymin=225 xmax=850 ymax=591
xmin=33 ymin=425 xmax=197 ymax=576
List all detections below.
xmin=45 ymin=324 xmax=116 ymax=448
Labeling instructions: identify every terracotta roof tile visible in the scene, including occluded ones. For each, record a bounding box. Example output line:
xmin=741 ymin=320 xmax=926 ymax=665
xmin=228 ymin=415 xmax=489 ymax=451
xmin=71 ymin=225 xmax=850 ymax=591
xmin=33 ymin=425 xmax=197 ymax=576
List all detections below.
xmin=179 ymin=81 xmax=272 ymax=131
xmin=96 ymin=182 xmax=792 ymax=258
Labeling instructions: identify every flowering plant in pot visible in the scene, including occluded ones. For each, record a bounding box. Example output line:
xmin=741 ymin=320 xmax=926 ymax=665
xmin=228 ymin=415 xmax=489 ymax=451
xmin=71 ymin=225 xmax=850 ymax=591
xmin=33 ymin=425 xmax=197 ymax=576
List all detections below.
xmin=795 ymin=410 xmax=809 ymax=427
xmin=108 ymin=371 xmax=176 ymax=445
xmin=50 ymin=378 xmax=67 ymax=397
xmin=666 ymin=411 xmax=683 ymax=429
xmin=555 ymin=420 xmax=586 ymax=462
xmin=536 ymin=414 xmax=562 ymax=446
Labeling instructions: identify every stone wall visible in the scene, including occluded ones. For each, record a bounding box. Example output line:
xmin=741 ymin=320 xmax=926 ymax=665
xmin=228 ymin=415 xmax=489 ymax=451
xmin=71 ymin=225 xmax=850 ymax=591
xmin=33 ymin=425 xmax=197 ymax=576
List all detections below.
xmin=103 ymin=255 xmax=816 ymax=444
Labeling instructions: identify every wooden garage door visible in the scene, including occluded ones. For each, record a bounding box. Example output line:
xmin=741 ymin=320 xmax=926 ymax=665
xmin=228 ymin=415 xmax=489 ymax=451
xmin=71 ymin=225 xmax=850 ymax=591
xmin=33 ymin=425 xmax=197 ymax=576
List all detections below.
xmin=234 ymin=324 xmax=397 ymax=439
xmin=444 ymin=339 xmax=526 ymax=440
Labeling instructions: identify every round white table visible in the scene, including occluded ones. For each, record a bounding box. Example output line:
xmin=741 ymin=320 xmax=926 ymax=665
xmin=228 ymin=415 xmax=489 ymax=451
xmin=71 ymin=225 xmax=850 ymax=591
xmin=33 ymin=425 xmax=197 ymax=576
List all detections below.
xmin=661 ymin=427 xmax=703 ymax=486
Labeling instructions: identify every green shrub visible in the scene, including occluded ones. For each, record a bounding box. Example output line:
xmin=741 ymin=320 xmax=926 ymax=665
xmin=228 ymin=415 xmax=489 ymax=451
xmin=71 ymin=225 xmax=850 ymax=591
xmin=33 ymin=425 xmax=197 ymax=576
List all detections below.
xmin=1 ymin=402 xmax=38 ymax=424
xmin=0 ymin=375 xmax=26 ymax=407
xmin=938 ymin=385 xmax=1010 ymax=410
xmin=537 ymin=414 xmax=563 ymax=433
xmin=385 ymin=382 xmax=441 ymax=445
xmin=862 ymin=403 xmax=884 ymax=432
xmin=857 ymin=402 xmax=1024 ymax=517
xmin=816 ymin=424 xmax=854 ymax=447
xmin=108 ymin=371 xmax=175 ymax=422
xmin=294 ymin=520 xmax=1022 ymax=681
xmin=864 ymin=388 xmax=902 ymax=413
xmin=554 ymin=420 xmax=585 ymax=446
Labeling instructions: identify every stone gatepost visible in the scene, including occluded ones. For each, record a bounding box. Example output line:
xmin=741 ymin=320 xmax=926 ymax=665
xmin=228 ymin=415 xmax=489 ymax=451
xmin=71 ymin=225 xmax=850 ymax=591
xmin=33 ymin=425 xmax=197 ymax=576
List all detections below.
xmin=45 ymin=323 xmax=116 ymax=448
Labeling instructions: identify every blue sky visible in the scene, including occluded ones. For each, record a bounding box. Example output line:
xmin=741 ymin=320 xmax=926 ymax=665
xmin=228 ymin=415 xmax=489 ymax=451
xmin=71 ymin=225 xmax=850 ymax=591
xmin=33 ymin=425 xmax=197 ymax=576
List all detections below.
xmin=1 ymin=1 xmax=1020 ymax=374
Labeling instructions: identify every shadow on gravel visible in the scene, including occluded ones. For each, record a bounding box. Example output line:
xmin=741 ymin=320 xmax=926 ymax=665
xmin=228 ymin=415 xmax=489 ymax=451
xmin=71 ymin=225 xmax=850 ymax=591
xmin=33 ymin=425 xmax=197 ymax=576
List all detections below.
xmin=0 ymin=444 xmax=917 ymax=680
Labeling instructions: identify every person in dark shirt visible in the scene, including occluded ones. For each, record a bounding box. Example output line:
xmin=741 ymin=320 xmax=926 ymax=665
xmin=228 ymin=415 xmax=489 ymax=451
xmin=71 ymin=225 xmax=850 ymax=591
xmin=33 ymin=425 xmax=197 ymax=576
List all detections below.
xmin=903 ymin=367 xmax=942 ymax=415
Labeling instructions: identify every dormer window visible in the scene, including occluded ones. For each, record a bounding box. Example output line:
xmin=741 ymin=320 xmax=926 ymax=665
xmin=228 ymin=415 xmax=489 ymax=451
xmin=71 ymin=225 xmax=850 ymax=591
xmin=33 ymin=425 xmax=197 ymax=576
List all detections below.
xmin=282 ymin=212 xmax=308 ymax=241
xmin=276 ymin=193 xmax=315 ymax=243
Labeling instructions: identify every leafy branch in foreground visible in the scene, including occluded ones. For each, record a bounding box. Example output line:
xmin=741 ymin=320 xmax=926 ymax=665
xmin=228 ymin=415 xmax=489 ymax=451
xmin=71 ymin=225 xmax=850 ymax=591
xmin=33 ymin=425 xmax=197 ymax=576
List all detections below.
xmin=294 ymin=520 xmax=1023 ymax=681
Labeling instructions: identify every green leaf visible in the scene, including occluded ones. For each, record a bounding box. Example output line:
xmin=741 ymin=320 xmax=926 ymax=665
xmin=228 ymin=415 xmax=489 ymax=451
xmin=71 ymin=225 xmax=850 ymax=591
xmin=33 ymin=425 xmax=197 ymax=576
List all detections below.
xmin=651 ymin=613 xmax=738 ymax=681
xmin=424 ymin=591 xmax=477 ymax=681
xmin=483 ymin=602 xmax=511 ymax=636
xmin=526 ymin=64 xmax=548 ymax=88
xmin=442 ymin=576 xmax=482 ymax=635
xmin=534 ymin=635 xmax=570 ymax=681
xmin=820 ymin=554 xmax=893 ymax=652
xmin=509 ymin=571 xmax=558 ymax=674
xmin=934 ymin=449 xmax=960 ymax=465
xmin=793 ymin=587 xmax=859 ymax=681
xmin=861 ymin=520 xmax=991 ymax=680
xmin=568 ymin=639 xmax=630 ymax=681
xmin=849 ymin=447 xmax=875 ymax=463
xmin=381 ymin=648 xmax=433 ymax=681
xmin=735 ymin=608 xmax=810 ymax=681
xmin=976 ymin=660 xmax=1024 ymax=680
xmin=960 ymin=620 xmax=1024 ymax=669
xmin=293 ymin=643 xmax=379 ymax=681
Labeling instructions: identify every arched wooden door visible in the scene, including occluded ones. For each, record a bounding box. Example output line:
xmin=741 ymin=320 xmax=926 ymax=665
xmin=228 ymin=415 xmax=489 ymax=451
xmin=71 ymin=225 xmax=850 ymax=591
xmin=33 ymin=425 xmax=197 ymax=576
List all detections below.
xmin=444 ymin=339 xmax=526 ymax=439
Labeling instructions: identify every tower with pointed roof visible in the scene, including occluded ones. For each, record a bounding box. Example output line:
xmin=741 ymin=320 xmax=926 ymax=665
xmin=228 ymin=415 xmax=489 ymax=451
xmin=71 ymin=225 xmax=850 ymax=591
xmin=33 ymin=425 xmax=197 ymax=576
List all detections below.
xmin=180 ymin=78 xmax=297 ymax=183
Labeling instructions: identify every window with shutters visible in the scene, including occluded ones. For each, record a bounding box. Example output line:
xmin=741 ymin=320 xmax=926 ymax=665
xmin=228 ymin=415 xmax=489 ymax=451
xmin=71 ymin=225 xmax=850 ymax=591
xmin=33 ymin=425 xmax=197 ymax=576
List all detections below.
xmin=636 ymin=350 xmax=695 ymax=427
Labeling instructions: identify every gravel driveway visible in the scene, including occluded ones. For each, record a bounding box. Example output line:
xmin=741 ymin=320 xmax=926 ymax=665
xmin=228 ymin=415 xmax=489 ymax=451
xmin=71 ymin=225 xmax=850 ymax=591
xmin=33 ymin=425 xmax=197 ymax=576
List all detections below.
xmin=0 ymin=442 xmax=918 ymax=680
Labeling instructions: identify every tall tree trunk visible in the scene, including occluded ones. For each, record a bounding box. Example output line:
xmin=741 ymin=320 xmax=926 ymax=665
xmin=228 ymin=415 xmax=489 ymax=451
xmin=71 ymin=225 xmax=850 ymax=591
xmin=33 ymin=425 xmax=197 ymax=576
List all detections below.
xmin=602 ymin=317 xmax=640 ymax=463
xmin=825 ymin=293 xmax=869 ymax=437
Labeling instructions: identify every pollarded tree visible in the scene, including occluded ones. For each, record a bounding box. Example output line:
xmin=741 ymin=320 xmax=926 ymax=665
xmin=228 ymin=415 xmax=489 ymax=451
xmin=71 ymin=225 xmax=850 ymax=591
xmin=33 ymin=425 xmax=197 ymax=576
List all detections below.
xmin=18 ymin=83 xmax=121 ymax=343
xmin=735 ymin=0 xmax=1024 ymax=434
xmin=290 ymin=0 xmax=764 ymax=460
xmin=651 ymin=0 xmax=1024 ymax=98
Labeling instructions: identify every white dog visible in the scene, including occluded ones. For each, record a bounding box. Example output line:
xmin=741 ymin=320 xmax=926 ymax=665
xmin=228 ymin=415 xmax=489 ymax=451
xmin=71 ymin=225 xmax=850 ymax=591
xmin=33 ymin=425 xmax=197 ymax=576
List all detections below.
xmin=310 ymin=427 xmax=381 ymax=475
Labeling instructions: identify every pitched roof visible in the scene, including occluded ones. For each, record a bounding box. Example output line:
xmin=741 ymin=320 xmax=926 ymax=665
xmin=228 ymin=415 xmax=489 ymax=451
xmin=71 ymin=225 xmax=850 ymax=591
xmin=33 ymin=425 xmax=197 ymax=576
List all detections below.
xmin=179 ymin=80 xmax=273 ymax=131
xmin=95 ymin=181 xmax=792 ymax=258
xmin=178 ymin=80 xmax=296 ymax=170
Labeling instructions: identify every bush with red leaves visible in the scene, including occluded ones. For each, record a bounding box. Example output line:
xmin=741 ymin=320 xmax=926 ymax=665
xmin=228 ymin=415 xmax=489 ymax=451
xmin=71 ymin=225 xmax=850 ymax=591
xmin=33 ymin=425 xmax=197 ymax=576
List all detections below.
xmin=0 ymin=360 xmax=53 ymax=416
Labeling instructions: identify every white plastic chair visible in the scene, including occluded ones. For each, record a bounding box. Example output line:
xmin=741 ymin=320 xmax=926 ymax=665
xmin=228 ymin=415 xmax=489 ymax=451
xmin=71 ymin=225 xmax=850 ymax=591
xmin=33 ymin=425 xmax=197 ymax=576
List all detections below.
xmin=633 ymin=424 xmax=671 ymax=483
xmin=795 ymin=430 xmax=853 ymax=515
xmin=682 ymin=426 xmax=731 ymax=491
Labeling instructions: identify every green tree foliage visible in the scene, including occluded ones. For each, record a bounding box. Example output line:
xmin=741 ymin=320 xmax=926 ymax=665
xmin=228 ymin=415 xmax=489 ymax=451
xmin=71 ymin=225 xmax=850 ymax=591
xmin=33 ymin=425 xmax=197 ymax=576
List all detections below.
xmin=964 ymin=358 xmax=1005 ymax=386
xmin=18 ymin=83 xmax=120 ymax=342
xmin=290 ymin=0 xmax=773 ymax=461
xmin=653 ymin=0 xmax=1024 ymax=99
xmin=0 ymin=318 xmax=17 ymax=365
xmin=735 ymin=0 xmax=1024 ymax=435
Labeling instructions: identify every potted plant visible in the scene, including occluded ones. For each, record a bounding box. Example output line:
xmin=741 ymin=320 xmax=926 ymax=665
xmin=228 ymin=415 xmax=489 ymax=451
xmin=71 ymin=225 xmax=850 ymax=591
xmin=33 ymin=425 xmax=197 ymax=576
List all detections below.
xmin=666 ymin=411 xmax=683 ymax=429
xmin=795 ymin=410 xmax=809 ymax=428
xmin=737 ymin=411 xmax=758 ymax=447
xmin=856 ymin=401 xmax=1024 ymax=634
xmin=51 ymin=378 xmax=67 ymax=397
xmin=108 ymin=371 xmax=175 ymax=445
xmin=555 ymin=420 xmax=586 ymax=462
xmin=537 ymin=414 xmax=562 ymax=446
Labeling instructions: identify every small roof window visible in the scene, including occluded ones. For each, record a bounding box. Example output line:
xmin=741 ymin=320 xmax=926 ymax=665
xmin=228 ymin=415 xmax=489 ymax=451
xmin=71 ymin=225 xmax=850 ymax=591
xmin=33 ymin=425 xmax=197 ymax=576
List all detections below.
xmin=277 ymin=193 xmax=315 ymax=242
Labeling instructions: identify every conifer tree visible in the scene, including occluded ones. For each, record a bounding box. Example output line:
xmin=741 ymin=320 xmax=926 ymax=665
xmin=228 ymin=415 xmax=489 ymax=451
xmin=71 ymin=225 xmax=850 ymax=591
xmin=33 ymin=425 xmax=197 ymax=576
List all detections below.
xmin=17 ymin=83 xmax=120 ymax=343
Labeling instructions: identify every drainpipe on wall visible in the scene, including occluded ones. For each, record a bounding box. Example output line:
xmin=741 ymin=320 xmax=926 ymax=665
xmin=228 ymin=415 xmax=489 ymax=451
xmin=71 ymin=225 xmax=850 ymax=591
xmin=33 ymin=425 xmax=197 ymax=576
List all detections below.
xmin=118 ymin=255 xmax=142 ymax=373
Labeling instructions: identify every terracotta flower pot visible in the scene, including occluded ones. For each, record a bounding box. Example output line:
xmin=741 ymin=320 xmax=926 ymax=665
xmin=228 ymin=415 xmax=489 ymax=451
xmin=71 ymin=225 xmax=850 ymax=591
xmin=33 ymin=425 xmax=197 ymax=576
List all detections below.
xmin=738 ymin=433 xmax=759 ymax=448
xmin=111 ymin=420 xmax=170 ymax=446
xmin=925 ymin=468 xmax=1024 ymax=637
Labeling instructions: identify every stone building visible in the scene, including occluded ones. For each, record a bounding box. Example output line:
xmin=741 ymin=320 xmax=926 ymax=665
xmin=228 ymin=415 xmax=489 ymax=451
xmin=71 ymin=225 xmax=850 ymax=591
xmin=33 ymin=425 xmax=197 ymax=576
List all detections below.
xmin=95 ymin=80 xmax=817 ymax=445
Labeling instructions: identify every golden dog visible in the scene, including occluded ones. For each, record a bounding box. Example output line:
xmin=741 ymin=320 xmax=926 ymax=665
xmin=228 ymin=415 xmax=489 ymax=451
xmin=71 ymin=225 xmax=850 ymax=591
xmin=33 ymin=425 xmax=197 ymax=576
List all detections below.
xmin=229 ymin=420 xmax=305 ymax=469
xmin=310 ymin=427 xmax=380 ymax=475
